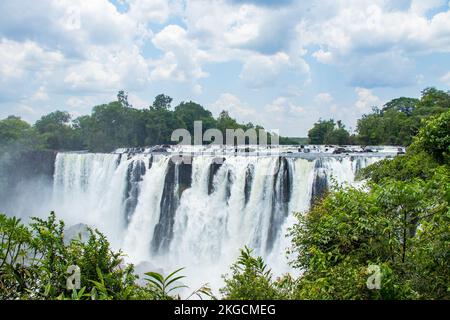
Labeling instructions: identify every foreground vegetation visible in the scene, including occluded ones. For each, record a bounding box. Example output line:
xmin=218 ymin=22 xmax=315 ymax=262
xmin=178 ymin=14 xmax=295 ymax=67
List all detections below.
xmin=0 ymin=212 xmax=212 ymax=300
xmin=222 ymin=110 xmax=449 ymax=300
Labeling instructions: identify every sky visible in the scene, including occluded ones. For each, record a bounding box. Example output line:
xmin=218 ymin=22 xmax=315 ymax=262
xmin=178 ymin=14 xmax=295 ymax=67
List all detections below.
xmin=0 ymin=0 xmax=449 ymax=136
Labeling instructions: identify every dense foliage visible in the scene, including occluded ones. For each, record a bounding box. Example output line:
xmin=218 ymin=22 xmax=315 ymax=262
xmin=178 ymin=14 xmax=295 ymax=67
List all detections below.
xmin=308 ymin=119 xmax=352 ymax=145
xmin=356 ymin=88 xmax=449 ymax=146
xmin=1 ymin=88 xmax=448 ymax=153
xmin=220 ymin=109 xmax=449 ymax=300
xmin=0 ymin=212 xmax=211 ymax=300
xmin=307 ymin=88 xmax=449 ymax=146
xmin=0 ymin=92 xmax=294 ymax=154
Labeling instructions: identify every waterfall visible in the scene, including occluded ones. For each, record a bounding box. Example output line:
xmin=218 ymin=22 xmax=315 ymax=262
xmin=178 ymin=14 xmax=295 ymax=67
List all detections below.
xmin=52 ymin=153 xmax=129 ymax=246
xmin=50 ymin=149 xmax=390 ymax=291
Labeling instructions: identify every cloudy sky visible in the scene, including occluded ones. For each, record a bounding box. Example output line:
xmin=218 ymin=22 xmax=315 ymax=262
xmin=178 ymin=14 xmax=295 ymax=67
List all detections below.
xmin=0 ymin=0 xmax=449 ymax=136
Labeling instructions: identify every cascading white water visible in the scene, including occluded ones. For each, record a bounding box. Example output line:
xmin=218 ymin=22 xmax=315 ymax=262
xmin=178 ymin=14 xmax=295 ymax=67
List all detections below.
xmin=123 ymin=155 xmax=170 ymax=261
xmin=52 ymin=153 xmax=129 ymax=247
xmin=51 ymin=149 xmax=391 ymax=293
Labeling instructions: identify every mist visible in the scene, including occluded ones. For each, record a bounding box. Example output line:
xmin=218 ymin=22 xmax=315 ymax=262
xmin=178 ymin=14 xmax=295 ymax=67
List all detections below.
xmin=0 ymin=146 xmax=55 ymax=222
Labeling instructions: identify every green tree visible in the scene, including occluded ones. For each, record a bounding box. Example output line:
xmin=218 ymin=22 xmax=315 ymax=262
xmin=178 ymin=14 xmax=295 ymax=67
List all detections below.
xmin=412 ymin=110 xmax=450 ymax=163
xmin=383 ymin=97 xmax=418 ymax=116
xmin=220 ymin=247 xmax=288 ymax=300
xmin=0 ymin=116 xmax=42 ymax=150
xmin=357 ymin=88 xmax=449 ymax=146
xmin=117 ymin=90 xmax=131 ymax=108
xmin=308 ymin=119 xmax=350 ymax=145
xmin=34 ymin=111 xmax=80 ymax=150
xmin=308 ymin=119 xmax=335 ymax=144
xmin=174 ymin=101 xmax=217 ymax=136
xmin=152 ymin=94 xmax=173 ymax=111
xmin=216 ymin=110 xmax=241 ymax=133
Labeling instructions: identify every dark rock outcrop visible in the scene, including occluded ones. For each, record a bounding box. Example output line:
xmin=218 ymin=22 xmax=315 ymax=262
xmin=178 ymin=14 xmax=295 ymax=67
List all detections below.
xmin=311 ymin=158 xmax=328 ymax=207
xmin=266 ymin=157 xmax=292 ymax=252
xmin=244 ymin=164 xmax=254 ymax=205
xmin=151 ymin=156 xmax=192 ymax=254
xmin=208 ymin=157 xmax=225 ymax=195
xmin=123 ymin=159 xmax=147 ymax=224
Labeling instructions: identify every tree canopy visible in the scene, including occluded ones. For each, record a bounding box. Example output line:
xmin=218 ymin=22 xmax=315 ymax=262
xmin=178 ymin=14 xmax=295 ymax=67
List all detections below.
xmin=356 ymin=88 xmax=450 ymax=146
xmin=0 ymin=92 xmax=299 ymax=152
xmin=308 ymin=119 xmax=351 ymax=145
xmin=1 ymin=87 xmax=449 ymax=152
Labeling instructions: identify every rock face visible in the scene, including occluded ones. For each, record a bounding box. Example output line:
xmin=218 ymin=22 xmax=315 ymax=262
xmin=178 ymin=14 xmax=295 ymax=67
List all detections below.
xmin=266 ymin=157 xmax=292 ymax=252
xmin=208 ymin=157 xmax=225 ymax=195
xmin=244 ymin=164 xmax=254 ymax=205
xmin=333 ymin=147 xmax=351 ymax=154
xmin=151 ymin=156 xmax=192 ymax=254
xmin=311 ymin=158 xmax=328 ymax=207
xmin=123 ymin=159 xmax=147 ymax=224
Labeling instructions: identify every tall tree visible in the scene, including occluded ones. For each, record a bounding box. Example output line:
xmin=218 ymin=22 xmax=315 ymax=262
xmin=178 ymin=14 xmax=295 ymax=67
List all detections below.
xmin=117 ymin=90 xmax=131 ymax=108
xmin=34 ymin=111 xmax=80 ymax=150
xmin=174 ymin=101 xmax=217 ymax=135
xmin=152 ymin=94 xmax=173 ymax=111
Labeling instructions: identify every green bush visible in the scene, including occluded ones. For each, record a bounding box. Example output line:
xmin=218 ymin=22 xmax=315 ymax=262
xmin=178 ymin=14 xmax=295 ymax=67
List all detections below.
xmin=220 ymin=247 xmax=292 ymax=300
xmin=0 ymin=212 xmax=211 ymax=300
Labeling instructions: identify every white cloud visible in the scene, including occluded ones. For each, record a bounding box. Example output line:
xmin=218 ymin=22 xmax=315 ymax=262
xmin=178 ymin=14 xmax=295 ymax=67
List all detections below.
xmin=210 ymin=93 xmax=256 ymax=118
xmin=409 ymin=0 xmax=446 ymax=15
xmin=127 ymin=93 xmax=150 ymax=109
xmin=265 ymin=96 xmax=305 ymax=116
xmin=239 ymin=50 xmax=309 ymax=88
xmin=314 ymin=93 xmax=333 ymax=104
xmin=182 ymin=0 xmax=310 ymax=88
xmin=312 ymin=49 xmax=334 ymax=64
xmin=265 ymin=97 xmax=287 ymax=113
xmin=184 ymin=1 xmax=267 ymax=51
xmin=240 ymin=52 xmax=291 ymax=88
xmin=440 ymin=71 xmax=450 ymax=86
xmin=0 ymin=0 xmax=155 ymax=108
xmin=31 ymin=87 xmax=49 ymax=102
xmin=301 ymin=1 xmax=450 ymax=56
xmin=301 ymin=0 xmax=450 ymax=87
xmin=126 ymin=0 xmax=171 ymax=24
xmin=355 ymin=87 xmax=380 ymax=112
xmin=151 ymin=25 xmax=208 ymax=83
xmin=66 ymin=97 xmax=87 ymax=109
xmin=0 ymin=39 xmax=64 ymax=81
xmin=64 ymin=61 xmax=121 ymax=91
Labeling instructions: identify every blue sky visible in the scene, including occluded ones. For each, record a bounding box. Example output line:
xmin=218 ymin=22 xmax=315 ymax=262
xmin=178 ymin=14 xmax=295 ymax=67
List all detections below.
xmin=0 ymin=0 xmax=449 ymax=136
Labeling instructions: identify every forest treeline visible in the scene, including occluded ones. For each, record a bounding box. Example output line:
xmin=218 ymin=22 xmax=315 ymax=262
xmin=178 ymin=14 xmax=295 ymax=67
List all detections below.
xmin=1 ymin=88 xmax=448 ymax=154
xmin=308 ymin=87 xmax=450 ymax=145
xmin=0 ymin=92 xmax=296 ymax=153
xmin=1 ymin=107 xmax=448 ymax=300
